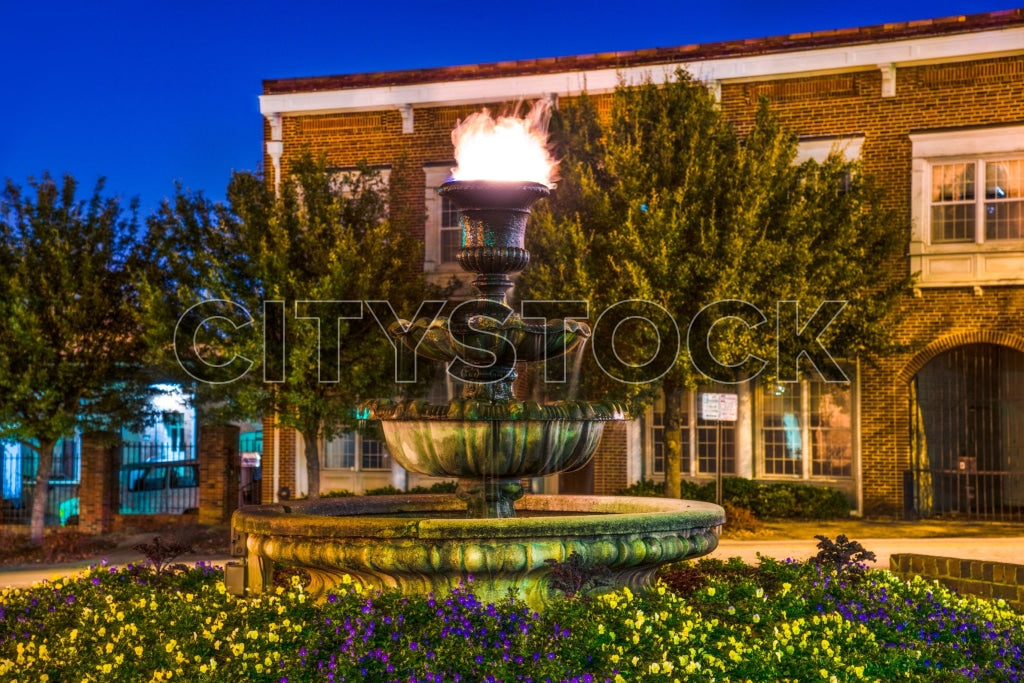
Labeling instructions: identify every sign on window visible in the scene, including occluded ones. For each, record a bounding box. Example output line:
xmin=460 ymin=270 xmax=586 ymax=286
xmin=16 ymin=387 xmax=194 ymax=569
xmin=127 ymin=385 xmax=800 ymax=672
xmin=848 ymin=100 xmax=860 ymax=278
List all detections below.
xmin=699 ymin=393 xmax=738 ymax=422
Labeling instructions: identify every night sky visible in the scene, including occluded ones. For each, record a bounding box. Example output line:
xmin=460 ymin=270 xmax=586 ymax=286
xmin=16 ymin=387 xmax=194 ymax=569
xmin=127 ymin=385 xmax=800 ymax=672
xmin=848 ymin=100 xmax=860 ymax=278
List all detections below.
xmin=1 ymin=0 xmax=1013 ymax=214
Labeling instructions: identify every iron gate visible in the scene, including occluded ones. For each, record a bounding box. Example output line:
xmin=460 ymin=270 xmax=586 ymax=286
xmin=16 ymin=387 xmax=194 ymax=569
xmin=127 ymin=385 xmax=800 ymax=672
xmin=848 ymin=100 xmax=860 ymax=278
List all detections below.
xmin=909 ymin=344 xmax=1024 ymax=521
xmin=118 ymin=443 xmax=199 ymax=515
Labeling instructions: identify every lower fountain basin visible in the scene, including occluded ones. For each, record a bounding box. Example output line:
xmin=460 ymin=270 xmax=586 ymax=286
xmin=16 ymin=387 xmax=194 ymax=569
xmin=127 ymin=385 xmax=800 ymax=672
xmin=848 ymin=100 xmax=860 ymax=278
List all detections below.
xmin=231 ymin=494 xmax=724 ymax=609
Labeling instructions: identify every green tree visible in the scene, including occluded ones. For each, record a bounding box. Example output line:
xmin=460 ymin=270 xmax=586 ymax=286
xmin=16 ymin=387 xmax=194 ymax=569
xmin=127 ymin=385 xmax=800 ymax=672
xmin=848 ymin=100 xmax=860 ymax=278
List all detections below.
xmin=519 ymin=72 xmax=909 ymax=498
xmin=141 ymin=155 xmax=431 ymax=499
xmin=0 ymin=173 xmax=154 ymax=545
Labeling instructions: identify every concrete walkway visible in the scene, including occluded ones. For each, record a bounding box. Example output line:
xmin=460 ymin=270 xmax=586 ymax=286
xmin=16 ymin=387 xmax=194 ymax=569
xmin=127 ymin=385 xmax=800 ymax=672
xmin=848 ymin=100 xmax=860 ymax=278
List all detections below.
xmin=0 ymin=550 xmax=234 ymax=590
xmin=711 ymin=535 xmax=1024 ymax=568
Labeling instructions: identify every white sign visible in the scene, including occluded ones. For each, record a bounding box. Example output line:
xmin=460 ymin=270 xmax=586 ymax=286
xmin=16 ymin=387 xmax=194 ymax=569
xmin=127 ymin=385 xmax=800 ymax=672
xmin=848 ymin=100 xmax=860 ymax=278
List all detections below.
xmin=700 ymin=393 xmax=738 ymax=422
xmin=240 ymin=452 xmax=262 ymax=468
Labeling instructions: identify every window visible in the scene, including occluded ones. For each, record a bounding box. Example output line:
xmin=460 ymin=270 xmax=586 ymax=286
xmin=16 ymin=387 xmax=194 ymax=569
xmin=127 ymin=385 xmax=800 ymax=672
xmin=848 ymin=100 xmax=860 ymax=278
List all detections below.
xmin=323 ymin=432 xmax=391 ymax=471
xmin=424 ymin=163 xmax=464 ymax=276
xmin=930 ymin=159 xmax=1024 ymax=243
xmin=910 ymin=125 xmax=1024 ymax=287
xmin=758 ymin=375 xmax=854 ymax=480
xmin=440 ymin=196 xmax=462 ymax=264
xmin=650 ymin=391 xmax=734 ymax=477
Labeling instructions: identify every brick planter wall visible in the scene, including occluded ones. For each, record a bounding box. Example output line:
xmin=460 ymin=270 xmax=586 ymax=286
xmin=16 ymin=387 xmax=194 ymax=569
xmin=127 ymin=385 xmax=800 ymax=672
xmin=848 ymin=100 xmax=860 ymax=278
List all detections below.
xmin=890 ymin=553 xmax=1024 ymax=610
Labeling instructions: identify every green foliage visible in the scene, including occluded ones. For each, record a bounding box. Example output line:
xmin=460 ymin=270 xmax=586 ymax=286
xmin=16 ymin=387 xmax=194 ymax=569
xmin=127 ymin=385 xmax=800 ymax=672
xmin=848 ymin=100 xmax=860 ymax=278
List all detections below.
xmin=141 ymin=154 xmax=434 ymax=498
xmin=3 ymin=556 xmax=1022 ymax=681
xmin=362 ymin=481 xmax=458 ymax=496
xmin=0 ymin=173 xmax=156 ymax=544
xmin=618 ymin=477 xmax=851 ymax=519
xmin=362 ymin=484 xmax=404 ymax=496
xmin=519 ymin=72 xmax=912 ymax=495
xmin=615 ymin=478 xmax=667 ymax=497
xmin=407 ymin=480 xmax=459 ymax=494
xmin=321 ymin=489 xmax=354 ymax=498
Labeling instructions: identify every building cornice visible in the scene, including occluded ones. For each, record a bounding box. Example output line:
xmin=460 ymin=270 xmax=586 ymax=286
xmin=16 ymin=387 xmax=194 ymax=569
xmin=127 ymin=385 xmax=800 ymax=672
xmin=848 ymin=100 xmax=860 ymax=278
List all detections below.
xmin=260 ymin=20 xmax=1024 ymax=118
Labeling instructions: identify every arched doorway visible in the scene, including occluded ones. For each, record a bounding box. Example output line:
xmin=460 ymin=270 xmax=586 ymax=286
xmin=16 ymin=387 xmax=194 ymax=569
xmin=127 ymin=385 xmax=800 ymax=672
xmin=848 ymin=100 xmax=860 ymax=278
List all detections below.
xmin=909 ymin=344 xmax=1024 ymax=519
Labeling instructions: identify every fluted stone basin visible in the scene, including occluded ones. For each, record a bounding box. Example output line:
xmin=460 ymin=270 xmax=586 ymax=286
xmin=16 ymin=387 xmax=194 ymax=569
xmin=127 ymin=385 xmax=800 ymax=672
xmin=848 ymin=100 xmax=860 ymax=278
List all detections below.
xmin=231 ymin=494 xmax=724 ymax=609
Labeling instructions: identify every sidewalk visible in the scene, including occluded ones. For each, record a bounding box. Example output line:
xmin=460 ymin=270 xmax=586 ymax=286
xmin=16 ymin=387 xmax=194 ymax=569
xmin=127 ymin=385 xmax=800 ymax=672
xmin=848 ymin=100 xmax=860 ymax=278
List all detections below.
xmin=711 ymin=535 xmax=1024 ymax=568
xmin=3 ymin=535 xmax=1021 ymax=591
xmin=0 ymin=549 xmax=234 ymax=590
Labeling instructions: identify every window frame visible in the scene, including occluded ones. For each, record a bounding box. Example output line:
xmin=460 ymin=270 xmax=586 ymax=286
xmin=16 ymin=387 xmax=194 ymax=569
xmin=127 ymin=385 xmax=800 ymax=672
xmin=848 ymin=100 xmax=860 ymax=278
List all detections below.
xmin=323 ymin=431 xmax=392 ymax=472
xmin=910 ymin=125 xmax=1024 ymax=287
xmin=648 ymin=390 xmax=737 ymax=479
xmin=755 ymin=373 xmax=856 ymax=482
xmin=424 ymin=163 xmax=464 ymax=277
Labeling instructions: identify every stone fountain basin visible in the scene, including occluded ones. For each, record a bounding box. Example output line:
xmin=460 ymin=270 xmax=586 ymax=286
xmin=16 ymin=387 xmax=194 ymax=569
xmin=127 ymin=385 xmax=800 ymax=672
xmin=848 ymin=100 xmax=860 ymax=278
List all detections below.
xmin=231 ymin=494 xmax=725 ymax=609
xmin=381 ymin=419 xmax=604 ymax=478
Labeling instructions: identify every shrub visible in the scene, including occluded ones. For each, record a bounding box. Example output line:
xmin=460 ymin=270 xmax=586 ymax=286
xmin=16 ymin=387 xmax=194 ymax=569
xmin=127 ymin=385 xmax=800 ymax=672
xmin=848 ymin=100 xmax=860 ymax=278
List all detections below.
xmin=721 ymin=501 xmax=761 ymax=534
xmin=813 ymin=534 xmax=877 ymax=576
xmin=615 ymin=478 xmax=666 ymax=497
xmin=407 ymin=480 xmax=458 ymax=494
xmin=617 ymin=477 xmax=850 ymax=519
xmin=363 ymin=484 xmax=405 ymax=496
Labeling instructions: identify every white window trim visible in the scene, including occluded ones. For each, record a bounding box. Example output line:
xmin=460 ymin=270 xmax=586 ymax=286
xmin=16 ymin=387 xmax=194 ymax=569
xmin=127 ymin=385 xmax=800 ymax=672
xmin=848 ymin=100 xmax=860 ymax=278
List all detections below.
xmin=423 ymin=163 xmax=463 ymax=277
xmin=322 ymin=431 xmax=391 ymax=472
xmin=910 ymin=125 xmax=1024 ymax=288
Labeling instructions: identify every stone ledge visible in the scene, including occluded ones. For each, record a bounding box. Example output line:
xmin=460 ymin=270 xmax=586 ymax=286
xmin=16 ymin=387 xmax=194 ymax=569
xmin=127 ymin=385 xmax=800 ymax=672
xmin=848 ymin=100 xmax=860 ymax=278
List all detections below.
xmin=890 ymin=553 xmax=1024 ymax=611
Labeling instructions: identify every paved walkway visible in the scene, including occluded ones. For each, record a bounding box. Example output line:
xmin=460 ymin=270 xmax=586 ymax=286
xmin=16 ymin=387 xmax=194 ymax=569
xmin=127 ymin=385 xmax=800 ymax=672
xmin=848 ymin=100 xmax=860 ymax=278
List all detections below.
xmin=2 ymin=536 xmax=1022 ymax=591
xmin=711 ymin=536 xmax=1024 ymax=568
xmin=0 ymin=550 xmax=234 ymax=590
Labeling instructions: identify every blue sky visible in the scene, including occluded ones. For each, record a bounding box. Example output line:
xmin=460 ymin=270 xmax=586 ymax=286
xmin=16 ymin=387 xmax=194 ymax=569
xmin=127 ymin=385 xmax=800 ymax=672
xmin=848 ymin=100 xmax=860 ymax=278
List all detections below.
xmin=1 ymin=1 xmax=1013 ymax=215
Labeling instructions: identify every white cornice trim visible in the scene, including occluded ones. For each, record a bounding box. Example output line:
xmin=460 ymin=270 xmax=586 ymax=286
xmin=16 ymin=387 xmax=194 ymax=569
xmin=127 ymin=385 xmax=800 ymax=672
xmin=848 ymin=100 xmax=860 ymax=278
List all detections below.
xmin=260 ymin=27 xmax=1024 ymax=117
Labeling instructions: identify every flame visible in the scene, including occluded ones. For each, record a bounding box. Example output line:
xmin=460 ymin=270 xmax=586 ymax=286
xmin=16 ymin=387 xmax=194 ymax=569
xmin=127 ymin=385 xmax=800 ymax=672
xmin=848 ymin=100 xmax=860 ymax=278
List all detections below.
xmin=450 ymin=99 xmax=557 ymax=187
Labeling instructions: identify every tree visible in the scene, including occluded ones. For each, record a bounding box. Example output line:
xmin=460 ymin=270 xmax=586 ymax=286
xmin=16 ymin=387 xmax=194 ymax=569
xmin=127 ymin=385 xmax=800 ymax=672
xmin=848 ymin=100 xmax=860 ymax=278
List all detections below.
xmin=0 ymin=173 xmax=154 ymax=545
xmin=518 ymin=71 xmax=910 ymax=498
xmin=141 ymin=155 xmax=431 ymax=499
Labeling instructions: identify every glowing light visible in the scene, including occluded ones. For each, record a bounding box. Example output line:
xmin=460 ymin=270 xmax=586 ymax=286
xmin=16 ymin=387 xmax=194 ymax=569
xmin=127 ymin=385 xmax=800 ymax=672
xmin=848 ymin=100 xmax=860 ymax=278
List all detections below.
xmin=450 ymin=99 xmax=557 ymax=187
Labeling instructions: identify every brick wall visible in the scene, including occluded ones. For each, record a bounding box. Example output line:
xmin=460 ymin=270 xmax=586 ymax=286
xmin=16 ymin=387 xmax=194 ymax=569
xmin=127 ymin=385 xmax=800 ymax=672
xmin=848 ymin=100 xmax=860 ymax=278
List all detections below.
xmin=266 ymin=52 xmax=1024 ymax=512
xmin=890 ymin=553 xmax=1024 ymax=610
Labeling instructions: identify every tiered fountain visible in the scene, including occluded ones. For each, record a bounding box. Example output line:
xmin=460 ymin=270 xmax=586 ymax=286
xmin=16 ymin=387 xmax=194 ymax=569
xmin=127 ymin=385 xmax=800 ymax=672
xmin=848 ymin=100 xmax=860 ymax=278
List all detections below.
xmin=229 ymin=105 xmax=724 ymax=608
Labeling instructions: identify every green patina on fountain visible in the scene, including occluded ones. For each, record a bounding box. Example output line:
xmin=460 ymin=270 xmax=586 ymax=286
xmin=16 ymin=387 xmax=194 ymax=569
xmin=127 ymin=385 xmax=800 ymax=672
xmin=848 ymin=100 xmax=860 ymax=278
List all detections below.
xmin=230 ymin=111 xmax=724 ymax=608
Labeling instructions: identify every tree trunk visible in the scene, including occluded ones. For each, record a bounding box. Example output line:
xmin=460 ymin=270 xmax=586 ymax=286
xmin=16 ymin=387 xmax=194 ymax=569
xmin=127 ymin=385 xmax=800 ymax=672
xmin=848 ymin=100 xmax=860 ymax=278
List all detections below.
xmin=301 ymin=428 xmax=321 ymax=501
xmin=29 ymin=439 xmax=57 ymax=547
xmin=663 ymin=378 xmax=685 ymax=499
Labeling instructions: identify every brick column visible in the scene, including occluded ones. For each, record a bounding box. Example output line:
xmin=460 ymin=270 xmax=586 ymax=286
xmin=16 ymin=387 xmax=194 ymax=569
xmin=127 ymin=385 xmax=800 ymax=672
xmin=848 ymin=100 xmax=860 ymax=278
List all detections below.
xmin=79 ymin=432 xmax=119 ymax=534
xmin=198 ymin=424 xmax=240 ymax=525
xmin=261 ymin=416 xmax=298 ymax=504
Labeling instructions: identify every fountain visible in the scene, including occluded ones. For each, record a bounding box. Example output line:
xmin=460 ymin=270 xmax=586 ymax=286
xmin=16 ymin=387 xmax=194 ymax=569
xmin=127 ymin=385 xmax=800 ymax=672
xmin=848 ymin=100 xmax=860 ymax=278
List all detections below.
xmin=229 ymin=105 xmax=724 ymax=608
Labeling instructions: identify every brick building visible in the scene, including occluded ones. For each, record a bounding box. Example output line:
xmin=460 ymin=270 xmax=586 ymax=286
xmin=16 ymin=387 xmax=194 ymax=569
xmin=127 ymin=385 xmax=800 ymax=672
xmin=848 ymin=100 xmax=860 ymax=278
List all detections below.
xmin=257 ymin=10 xmax=1024 ymax=517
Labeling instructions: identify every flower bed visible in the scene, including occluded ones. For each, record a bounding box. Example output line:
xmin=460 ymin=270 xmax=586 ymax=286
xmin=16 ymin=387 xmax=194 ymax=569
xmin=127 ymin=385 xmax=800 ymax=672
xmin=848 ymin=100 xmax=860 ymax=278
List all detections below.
xmin=1 ymin=555 xmax=1021 ymax=682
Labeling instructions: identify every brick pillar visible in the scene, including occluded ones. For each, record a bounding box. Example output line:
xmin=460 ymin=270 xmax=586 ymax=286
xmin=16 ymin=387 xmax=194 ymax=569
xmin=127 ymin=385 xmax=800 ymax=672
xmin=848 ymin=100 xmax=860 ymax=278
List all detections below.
xmin=261 ymin=417 xmax=297 ymax=504
xmin=198 ymin=424 xmax=240 ymax=525
xmin=79 ymin=432 xmax=119 ymax=534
